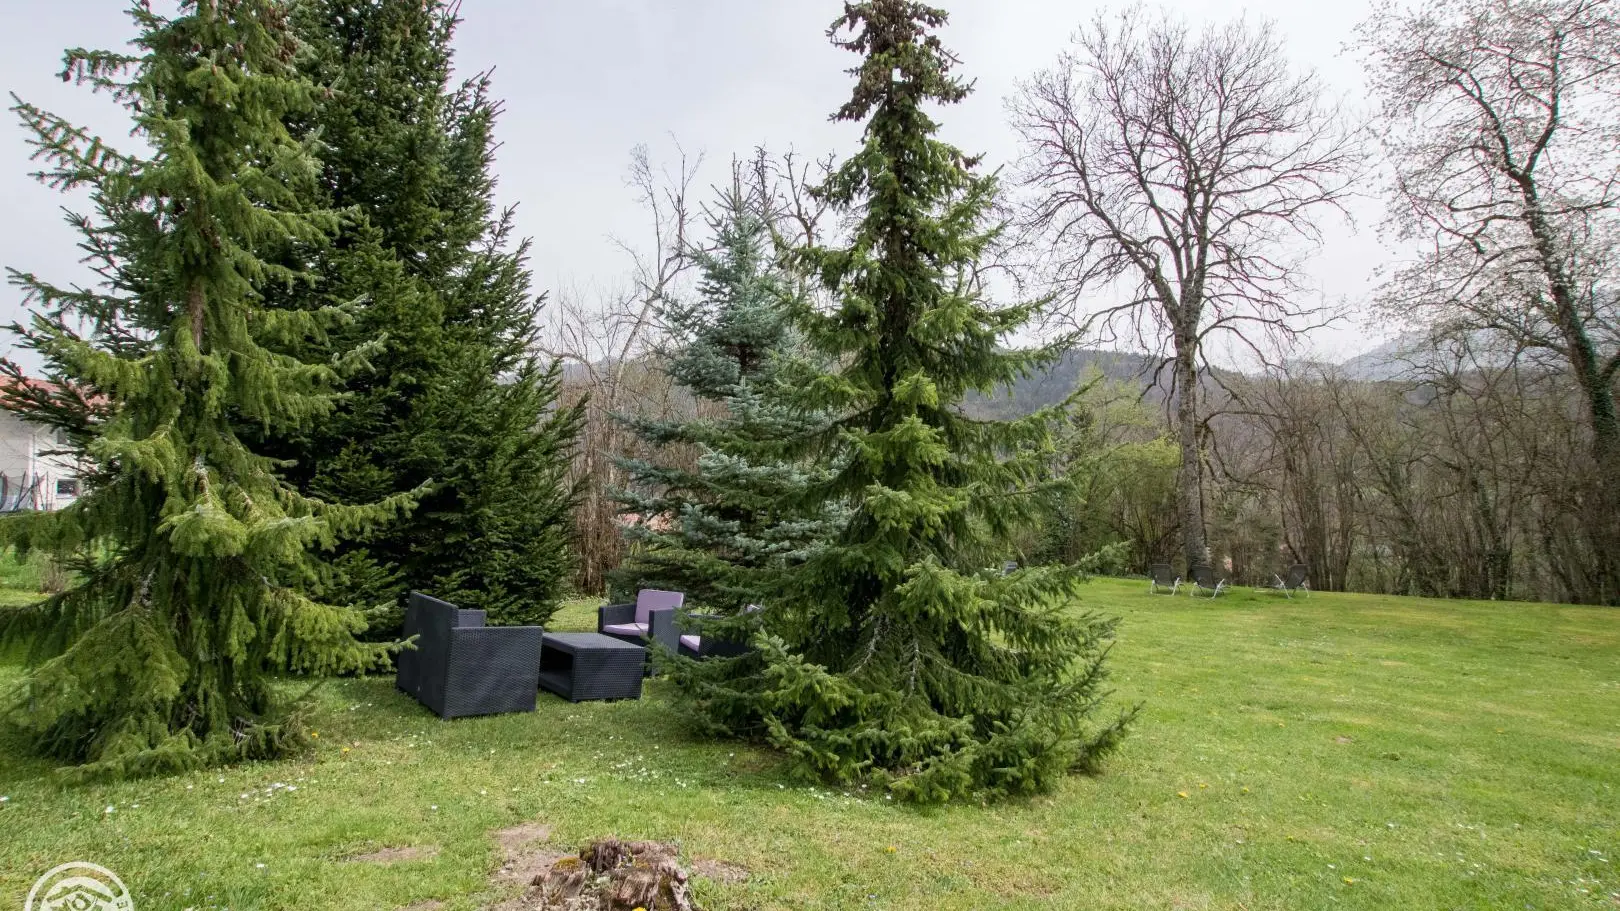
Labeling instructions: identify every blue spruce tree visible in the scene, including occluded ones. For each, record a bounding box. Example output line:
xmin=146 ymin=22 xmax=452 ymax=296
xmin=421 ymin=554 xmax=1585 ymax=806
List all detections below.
xmin=614 ymin=172 xmax=839 ymax=613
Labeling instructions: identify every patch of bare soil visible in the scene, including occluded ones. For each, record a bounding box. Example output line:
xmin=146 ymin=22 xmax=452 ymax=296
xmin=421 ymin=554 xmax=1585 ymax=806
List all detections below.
xmin=492 ymin=823 xmax=567 ymax=887
xmin=398 ymin=902 xmax=444 ymax=911
xmin=689 ymin=859 xmax=749 ymax=885
xmin=350 ymin=845 xmax=440 ymax=864
xmin=496 ymin=822 xmax=555 ymax=853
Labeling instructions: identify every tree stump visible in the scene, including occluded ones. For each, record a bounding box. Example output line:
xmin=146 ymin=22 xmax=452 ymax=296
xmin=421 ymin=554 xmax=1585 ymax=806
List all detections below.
xmin=529 ymin=838 xmax=695 ymax=911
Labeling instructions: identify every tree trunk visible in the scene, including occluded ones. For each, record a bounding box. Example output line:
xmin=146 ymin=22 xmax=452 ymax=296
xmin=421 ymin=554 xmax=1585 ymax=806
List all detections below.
xmin=1519 ymin=180 xmax=1620 ymax=602
xmin=1519 ymin=187 xmax=1620 ymax=464
xmin=188 ymin=282 xmax=206 ymax=349
xmin=1174 ymin=339 xmax=1208 ymax=571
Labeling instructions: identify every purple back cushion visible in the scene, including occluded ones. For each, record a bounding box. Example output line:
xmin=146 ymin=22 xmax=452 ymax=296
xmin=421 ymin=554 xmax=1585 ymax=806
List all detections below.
xmin=635 ymin=589 xmax=684 ymax=624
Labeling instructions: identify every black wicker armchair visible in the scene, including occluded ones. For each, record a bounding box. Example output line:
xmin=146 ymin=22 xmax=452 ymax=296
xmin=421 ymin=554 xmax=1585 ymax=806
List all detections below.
xmin=396 ymin=592 xmax=543 ymax=719
xmin=597 ymin=589 xmax=683 ymax=655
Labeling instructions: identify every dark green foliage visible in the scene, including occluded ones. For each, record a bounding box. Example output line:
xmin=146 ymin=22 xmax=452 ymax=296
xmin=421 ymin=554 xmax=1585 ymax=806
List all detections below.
xmin=276 ymin=0 xmax=583 ymax=629
xmin=0 ymin=0 xmax=416 ymax=777
xmin=667 ymin=0 xmax=1134 ymax=802
xmin=1034 ymin=378 xmax=1181 ymax=573
xmin=612 ymin=178 xmax=839 ymax=611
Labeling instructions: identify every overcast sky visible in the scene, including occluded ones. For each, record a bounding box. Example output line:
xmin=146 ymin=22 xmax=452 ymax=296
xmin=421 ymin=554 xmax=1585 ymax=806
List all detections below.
xmin=0 ymin=0 xmax=1399 ymax=373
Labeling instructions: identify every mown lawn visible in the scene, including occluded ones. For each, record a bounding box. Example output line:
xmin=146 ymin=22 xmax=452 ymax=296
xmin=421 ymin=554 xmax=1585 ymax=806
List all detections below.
xmin=1 ymin=578 xmax=1617 ymax=910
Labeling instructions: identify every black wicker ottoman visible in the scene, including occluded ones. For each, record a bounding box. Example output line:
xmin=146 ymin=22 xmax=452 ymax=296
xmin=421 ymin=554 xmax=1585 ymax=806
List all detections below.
xmin=536 ymin=632 xmax=646 ymax=702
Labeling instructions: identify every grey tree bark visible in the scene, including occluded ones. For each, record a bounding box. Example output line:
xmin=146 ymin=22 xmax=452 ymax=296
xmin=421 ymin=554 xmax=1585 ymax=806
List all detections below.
xmin=1173 ymin=333 xmax=1208 ymax=568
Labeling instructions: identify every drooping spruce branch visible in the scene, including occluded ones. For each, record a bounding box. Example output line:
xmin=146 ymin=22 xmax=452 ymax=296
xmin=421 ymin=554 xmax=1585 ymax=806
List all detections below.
xmin=0 ymin=0 xmax=417 ymax=778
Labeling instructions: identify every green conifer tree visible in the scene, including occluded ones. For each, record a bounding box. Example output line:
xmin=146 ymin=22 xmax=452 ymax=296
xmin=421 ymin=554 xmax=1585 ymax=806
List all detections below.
xmin=612 ymin=176 xmax=839 ymax=610
xmin=670 ymin=0 xmax=1134 ymax=802
xmin=278 ymin=0 xmax=583 ymax=629
xmin=0 ymin=0 xmax=414 ymax=776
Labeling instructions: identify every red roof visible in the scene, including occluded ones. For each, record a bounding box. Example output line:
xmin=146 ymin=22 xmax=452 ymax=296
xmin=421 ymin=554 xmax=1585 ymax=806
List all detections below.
xmin=0 ymin=376 xmax=108 ymax=410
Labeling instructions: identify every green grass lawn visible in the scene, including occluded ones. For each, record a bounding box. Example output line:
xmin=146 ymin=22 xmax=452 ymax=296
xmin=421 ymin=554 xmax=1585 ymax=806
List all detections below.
xmin=1 ymin=579 xmax=1617 ymax=910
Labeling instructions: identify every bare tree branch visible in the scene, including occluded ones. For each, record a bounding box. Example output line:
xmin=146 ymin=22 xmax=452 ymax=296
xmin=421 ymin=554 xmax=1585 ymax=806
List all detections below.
xmin=1358 ymin=0 xmax=1620 ymax=596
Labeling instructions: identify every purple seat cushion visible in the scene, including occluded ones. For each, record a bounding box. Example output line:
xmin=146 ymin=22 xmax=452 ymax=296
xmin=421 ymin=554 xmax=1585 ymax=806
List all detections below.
xmin=679 ymin=634 xmax=701 ymax=653
xmin=602 ymin=622 xmax=648 ymax=637
xmin=634 ymin=589 xmax=685 ymax=624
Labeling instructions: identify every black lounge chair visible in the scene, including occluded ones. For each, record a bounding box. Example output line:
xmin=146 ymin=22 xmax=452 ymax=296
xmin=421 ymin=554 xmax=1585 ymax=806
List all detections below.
xmin=396 ymin=592 xmax=543 ymax=719
xmin=1188 ymin=564 xmax=1228 ymax=599
xmin=1268 ymin=564 xmax=1310 ymax=598
xmin=1148 ymin=563 xmax=1181 ymax=595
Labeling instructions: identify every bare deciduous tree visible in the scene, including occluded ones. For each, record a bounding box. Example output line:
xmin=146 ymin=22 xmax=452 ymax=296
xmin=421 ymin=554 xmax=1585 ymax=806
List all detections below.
xmin=1358 ymin=0 xmax=1620 ymax=600
xmin=541 ymin=145 xmax=701 ymax=593
xmin=1218 ymin=363 xmax=1365 ymax=591
xmin=1011 ymin=6 xmax=1361 ymax=570
xmin=749 ymin=146 xmax=838 ymax=251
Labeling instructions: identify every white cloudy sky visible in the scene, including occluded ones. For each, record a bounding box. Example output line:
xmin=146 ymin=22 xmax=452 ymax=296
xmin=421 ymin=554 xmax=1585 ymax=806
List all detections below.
xmin=0 ymin=0 xmax=1401 ymax=372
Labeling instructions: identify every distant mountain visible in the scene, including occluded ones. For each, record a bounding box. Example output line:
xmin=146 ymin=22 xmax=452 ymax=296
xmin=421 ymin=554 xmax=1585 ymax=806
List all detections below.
xmin=960 ymin=347 xmax=1257 ymax=420
xmin=565 ymin=346 xmax=1234 ymax=423
xmin=1337 ymin=330 xmax=1523 ymax=381
xmin=1338 ymin=336 xmax=1427 ymax=381
xmin=961 ymin=349 xmax=1174 ymax=419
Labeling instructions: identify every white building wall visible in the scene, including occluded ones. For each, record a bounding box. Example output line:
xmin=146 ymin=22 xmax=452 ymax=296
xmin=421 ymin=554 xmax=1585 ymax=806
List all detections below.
xmin=0 ymin=410 xmax=81 ymax=511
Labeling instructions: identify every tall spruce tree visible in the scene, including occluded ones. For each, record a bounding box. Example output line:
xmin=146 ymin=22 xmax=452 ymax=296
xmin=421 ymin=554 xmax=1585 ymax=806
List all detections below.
xmin=279 ymin=0 xmax=583 ymax=629
xmin=0 ymin=0 xmax=414 ymax=776
xmin=669 ymin=0 xmax=1133 ymax=802
xmin=612 ymin=176 xmax=838 ymax=610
